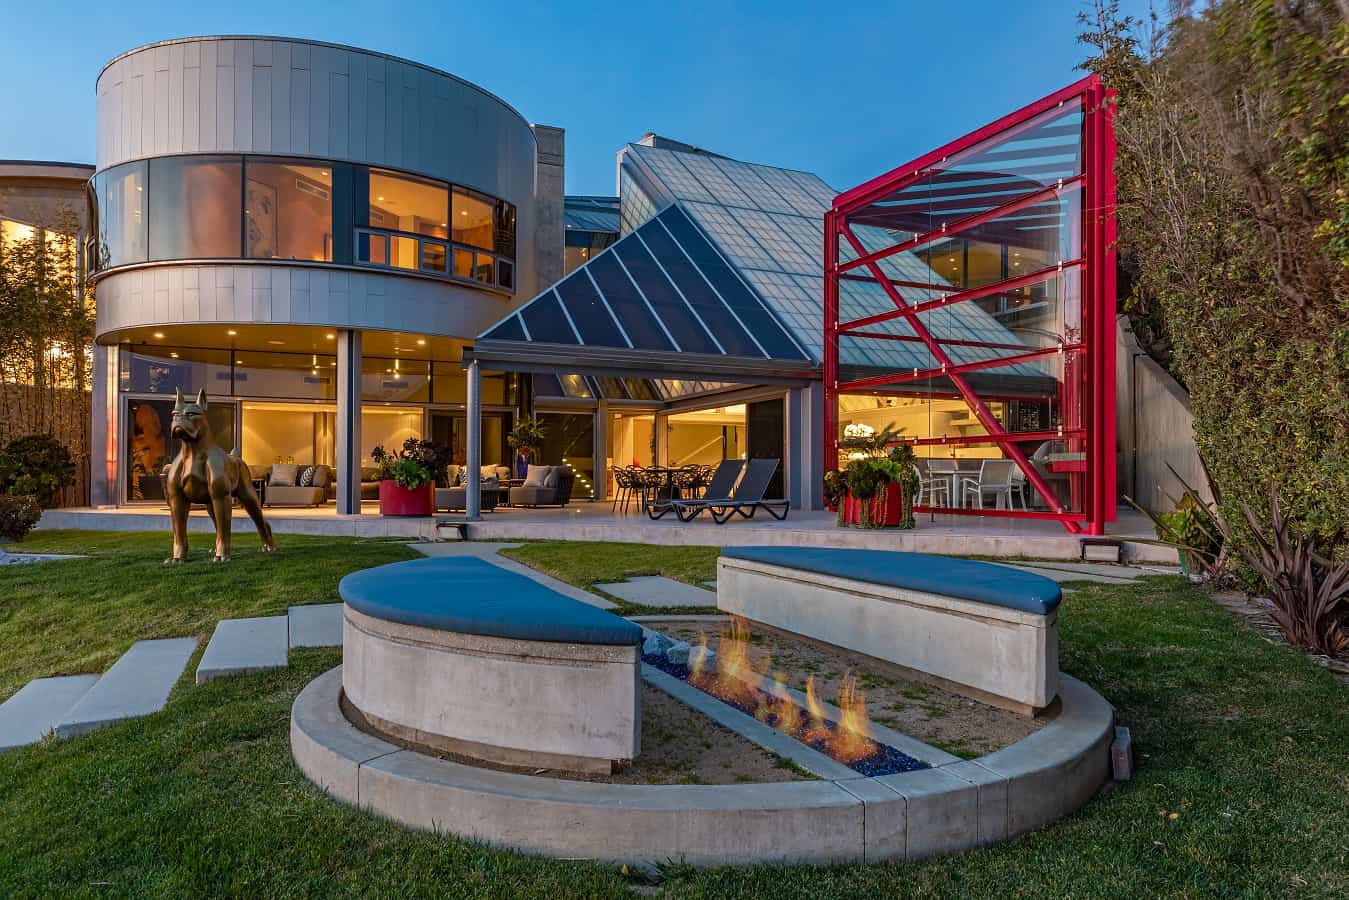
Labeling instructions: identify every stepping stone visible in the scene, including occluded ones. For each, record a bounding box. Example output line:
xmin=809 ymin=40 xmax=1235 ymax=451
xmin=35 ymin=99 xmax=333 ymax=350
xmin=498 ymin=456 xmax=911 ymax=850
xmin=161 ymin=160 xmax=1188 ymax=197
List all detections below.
xmin=594 ymin=576 xmax=718 ymax=608
xmin=289 ymin=603 xmax=343 ymax=648
xmin=196 ymin=616 xmax=289 ymax=683
xmin=55 ymin=638 xmax=198 ymax=738
xmin=0 ymin=675 xmax=99 ymax=751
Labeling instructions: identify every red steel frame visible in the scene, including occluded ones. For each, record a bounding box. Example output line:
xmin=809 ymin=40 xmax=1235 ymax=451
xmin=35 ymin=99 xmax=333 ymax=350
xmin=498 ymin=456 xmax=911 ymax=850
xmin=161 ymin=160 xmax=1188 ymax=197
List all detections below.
xmin=823 ymin=75 xmax=1117 ymax=534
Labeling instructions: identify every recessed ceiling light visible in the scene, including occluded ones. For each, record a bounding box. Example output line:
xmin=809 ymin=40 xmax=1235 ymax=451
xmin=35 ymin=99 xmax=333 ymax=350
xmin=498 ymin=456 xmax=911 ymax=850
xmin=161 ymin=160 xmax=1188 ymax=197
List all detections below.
xmin=267 ymin=340 xmax=285 ymax=346
xmin=440 ymin=223 xmax=447 ymax=228
xmin=326 ymin=333 xmax=336 ymax=340
xmin=377 ymin=196 xmax=385 ymax=201
xmin=227 ymin=329 xmax=238 ymax=336
xmin=170 ymin=352 xmax=179 ymax=358
xmin=460 ymin=210 xmax=468 ymax=216
xmin=416 ymin=339 xmax=426 ymax=346
xmin=153 ymin=332 xmax=164 ymax=339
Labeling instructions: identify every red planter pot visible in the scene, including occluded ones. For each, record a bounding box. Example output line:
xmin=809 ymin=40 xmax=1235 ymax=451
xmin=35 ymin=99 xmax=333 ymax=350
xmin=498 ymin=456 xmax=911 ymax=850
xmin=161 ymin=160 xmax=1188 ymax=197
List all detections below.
xmin=841 ymin=483 xmax=910 ymax=528
xmin=378 ymin=480 xmax=433 ymax=517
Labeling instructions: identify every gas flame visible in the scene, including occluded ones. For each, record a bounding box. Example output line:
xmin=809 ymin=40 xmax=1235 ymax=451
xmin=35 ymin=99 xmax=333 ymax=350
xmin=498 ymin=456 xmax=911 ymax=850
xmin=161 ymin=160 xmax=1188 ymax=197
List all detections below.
xmin=767 ymin=672 xmax=801 ymax=734
xmin=689 ymin=633 xmax=711 ymax=684
xmin=830 ymin=672 xmax=876 ymax=763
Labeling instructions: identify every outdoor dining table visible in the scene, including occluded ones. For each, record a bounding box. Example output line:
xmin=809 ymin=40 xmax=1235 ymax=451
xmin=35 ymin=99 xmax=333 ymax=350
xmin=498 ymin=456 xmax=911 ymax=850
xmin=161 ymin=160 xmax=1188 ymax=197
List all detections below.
xmin=632 ymin=466 xmax=706 ymax=508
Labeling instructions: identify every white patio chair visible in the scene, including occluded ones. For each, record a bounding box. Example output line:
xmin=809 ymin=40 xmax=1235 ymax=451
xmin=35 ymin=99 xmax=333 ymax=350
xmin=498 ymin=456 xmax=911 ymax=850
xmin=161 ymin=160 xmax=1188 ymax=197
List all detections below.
xmin=959 ymin=459 xmax=1024 ymax=510
xmin=926 ymin=459 xmax=959 ymax=507
xmin=913 ymin=463 xmax=950 ymax=507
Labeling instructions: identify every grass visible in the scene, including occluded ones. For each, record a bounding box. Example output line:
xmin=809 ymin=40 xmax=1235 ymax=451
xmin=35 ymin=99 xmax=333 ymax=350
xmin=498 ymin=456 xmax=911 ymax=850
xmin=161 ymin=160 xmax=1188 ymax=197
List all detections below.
xmin=1 ymin=535 xmax=1347 ymax=897
xmin=502 ymin=540 xmax=720 ymax=613
xmin=0 ymin=530 xmax=418 ymax=699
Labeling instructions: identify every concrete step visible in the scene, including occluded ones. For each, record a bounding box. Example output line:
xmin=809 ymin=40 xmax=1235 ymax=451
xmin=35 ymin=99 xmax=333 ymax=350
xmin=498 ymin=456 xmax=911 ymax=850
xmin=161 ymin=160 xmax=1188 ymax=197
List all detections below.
xmin=55 ymin=638 xmax=198 ymax=738
xmin=0 ymin=675 xmax=100 ymax=751
xmin=196 ymin=616 xmax=289 ymax=684
xmin=595 ymin=576 xmax=718 ymax=608
xmin=998 ymin=563 xmax=1139 ymax=585
xmin=288 ymin=603 xmax=343 ymax=648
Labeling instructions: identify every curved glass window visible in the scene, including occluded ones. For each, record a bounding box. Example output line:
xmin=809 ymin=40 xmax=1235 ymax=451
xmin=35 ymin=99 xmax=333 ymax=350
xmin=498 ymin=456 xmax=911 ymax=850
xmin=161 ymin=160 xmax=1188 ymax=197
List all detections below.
xmin=149 ymin=156 xmax=241 ymax=261
xmin=95 ymin=161 xmax=147 ymax=268
xmin=92 ymin=154 xmax=516 ymax=292
xmin=245 ymin=160 xmax=333 ymax=262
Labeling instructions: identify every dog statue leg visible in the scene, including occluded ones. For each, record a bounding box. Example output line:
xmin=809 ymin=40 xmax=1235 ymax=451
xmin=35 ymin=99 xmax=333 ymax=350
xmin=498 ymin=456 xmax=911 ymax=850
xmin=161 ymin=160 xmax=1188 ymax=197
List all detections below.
xmin=236 ymin=478 xmax=276 ymax=553
xmin=165 ymin=481 xmax=190 ymax=564
xmin=210 ymin=486 xmax=233 ymax=562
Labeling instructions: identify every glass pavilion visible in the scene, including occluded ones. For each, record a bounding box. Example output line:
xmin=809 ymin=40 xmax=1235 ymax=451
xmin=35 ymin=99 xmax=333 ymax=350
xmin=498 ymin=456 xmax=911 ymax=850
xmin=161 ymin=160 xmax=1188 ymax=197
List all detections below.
xmin=466 ymin=81 xmax=1116 ymax=532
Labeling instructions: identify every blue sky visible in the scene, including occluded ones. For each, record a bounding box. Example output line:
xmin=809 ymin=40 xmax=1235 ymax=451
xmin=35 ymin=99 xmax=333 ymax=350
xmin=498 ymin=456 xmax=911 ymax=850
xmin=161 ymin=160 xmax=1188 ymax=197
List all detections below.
xmin=0 ymin=1 xmax=1142 ymax=195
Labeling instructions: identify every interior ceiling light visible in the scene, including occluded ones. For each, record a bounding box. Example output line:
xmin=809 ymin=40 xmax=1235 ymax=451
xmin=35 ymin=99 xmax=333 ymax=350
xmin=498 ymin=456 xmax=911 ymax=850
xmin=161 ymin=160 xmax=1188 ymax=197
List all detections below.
xmin=153 ymin=332 xmax=164 ymax=339
xmin=416 ymin=339 xmax=426 ymax=346
xmin=267 ymin=340 xmax=285 ymax=346
xmin=227 ymin=329 xmax=238 ymax=336
xmin=326 ymin=333 xmax=336 ymax=340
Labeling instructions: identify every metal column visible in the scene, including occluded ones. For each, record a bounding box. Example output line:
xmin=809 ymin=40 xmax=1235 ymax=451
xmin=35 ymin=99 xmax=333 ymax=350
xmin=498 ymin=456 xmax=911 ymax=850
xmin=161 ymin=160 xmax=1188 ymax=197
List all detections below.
xmin=336 ymin=329 xmax=363 ymax=515
xmin=465 ymin=359 xmax=482 ymax=520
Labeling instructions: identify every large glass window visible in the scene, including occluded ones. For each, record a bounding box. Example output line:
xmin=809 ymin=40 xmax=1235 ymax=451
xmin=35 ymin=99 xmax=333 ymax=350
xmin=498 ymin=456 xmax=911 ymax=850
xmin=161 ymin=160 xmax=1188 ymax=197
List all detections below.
xmin=452 ymin=189 xmax=494 ymax=250
xmin=245 ymin=160 xmax=334 ymax=262
xmin=125 ymin=396 xmax=235 ymax=502
xmin=370 ymin=170 xmax=448 ymax=239
xmin=362 ymin=356 xmax=430 ymax=402
xmin=148 ymin=157 xmax=241 ymax=261
xmin=95 ymin=161 xmax=147 ymax=268
xmin=120 ymin=346 xmax=233 ymax=395
xmin=92 ymin=154 xmax=516 ymax=290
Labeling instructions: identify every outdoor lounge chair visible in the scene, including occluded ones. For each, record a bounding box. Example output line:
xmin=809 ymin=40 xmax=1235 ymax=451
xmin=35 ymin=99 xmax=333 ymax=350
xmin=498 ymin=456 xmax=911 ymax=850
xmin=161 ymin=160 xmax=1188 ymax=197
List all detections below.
xmin=646 ymin=459 xmax=742 ymax=521
xmin=668 ymin=457 xmax=789 ymax=524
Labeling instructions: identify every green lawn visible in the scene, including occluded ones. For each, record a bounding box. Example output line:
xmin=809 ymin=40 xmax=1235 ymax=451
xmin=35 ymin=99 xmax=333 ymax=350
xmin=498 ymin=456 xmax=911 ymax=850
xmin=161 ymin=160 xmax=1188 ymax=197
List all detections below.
xmin=1 ymin=533 xmax=1346 ymax=898
xmin=0 ymin=530 xmax=418 ymax=699
xmin=502 ymin=540 xmax=719 ymax=612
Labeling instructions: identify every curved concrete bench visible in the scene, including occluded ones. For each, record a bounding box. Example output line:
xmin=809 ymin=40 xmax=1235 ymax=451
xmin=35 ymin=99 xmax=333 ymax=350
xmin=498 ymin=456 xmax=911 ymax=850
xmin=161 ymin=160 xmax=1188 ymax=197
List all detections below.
xmin=340 ymin=557 xmax=643 ymax=773
xmin=292 ymin=665 xmax=1114 ymax=867
xmin=717 ymin=548 xmax=1062 ymax=714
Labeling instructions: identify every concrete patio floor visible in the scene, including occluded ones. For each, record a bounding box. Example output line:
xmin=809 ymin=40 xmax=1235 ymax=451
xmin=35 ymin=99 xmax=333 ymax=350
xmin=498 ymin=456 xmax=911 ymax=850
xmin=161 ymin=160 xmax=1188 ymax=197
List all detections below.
xmin=38 ymin=502 xmax=1172 ymax=563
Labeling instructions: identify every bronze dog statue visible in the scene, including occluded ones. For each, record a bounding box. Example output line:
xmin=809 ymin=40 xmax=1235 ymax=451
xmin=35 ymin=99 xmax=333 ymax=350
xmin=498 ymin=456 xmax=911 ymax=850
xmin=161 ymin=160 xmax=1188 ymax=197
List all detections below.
xmin=165 ymin=388 xmax=276 ymax=563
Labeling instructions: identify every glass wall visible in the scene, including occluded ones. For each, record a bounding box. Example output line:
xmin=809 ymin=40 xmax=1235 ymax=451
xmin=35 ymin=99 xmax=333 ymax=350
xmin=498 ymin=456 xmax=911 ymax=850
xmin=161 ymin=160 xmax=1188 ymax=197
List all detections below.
xmin=95 ymin=160 xmax=147 ymax=268
xmin=245 ymin=160 xmax=333 ymax=262
xmin=92 ymin=154 xmax=516 ymax=291
xmin=537 ymin=412 xmax=596 ymax=500
xmin=124 ymin=396 xmax=236 ymax=501
xmin=828 ymin=88 xmax=1093 ymax=519
xmin=148 ymin=156 xmax=241 ymax=260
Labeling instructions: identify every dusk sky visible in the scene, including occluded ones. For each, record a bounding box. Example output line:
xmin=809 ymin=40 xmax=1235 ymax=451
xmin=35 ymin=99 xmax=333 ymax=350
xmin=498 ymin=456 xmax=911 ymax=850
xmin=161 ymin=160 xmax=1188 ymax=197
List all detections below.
xmin=0 ymin=1 xmax=1147 ymax=195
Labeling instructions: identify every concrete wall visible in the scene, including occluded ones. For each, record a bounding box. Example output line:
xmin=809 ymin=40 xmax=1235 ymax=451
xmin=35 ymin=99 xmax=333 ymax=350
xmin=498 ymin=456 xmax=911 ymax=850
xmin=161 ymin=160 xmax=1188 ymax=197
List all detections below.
xmin=531 ymin=124 xmax=565 ymax=291
xmin=1115 ymin=315 xmax=1212 ymax=513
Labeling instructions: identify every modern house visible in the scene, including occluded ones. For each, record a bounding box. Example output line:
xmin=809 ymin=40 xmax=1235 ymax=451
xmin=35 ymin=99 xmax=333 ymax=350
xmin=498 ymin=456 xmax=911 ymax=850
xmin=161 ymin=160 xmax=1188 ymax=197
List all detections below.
xmin=76 ymin=35 xmax=1129 ymax=534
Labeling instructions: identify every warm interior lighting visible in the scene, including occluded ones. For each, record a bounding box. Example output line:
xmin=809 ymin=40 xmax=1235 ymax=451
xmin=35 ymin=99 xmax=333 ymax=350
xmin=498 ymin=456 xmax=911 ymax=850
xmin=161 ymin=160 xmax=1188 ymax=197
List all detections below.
xmin=416 ymin=339 xmax=426 ymax=346
xmin=153 ymin=332 xmax=164 ymax=339
xmin=227 ymin=329 xmax=238 ymax=336
xmin=267 ymin=340 xmax=285 ymax=346
xmin=326 ymin=333 xmax=336 ymax=340
xmin=170 ymin=352 xmax=179 ymax=359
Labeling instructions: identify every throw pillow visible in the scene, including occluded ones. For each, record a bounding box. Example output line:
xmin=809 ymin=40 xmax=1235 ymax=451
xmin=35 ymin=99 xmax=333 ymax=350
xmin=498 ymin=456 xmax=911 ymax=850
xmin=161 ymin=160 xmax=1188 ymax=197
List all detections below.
xmin=446 ymin=464 xmax=462 ymax=487
xmin=271 ymin=463 xmax=299 ymax=487
xmin=311 ymin=466 xmax=331 ymax=488
xmin=543 ymin=465 xmax=561 ymax=488
xmin=480 ymin=464 xmax=499 ymax=483
xmin=298 ymin=466 xmax=316 ymax=487
xmin=524 ymin=464 xmax=550 ymax=487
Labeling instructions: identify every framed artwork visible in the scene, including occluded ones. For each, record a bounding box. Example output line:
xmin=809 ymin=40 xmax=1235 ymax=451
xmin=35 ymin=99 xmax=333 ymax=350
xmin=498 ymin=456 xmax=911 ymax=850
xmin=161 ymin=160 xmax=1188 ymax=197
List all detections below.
xmin=246 ymin=178 xmax=278 ymax=258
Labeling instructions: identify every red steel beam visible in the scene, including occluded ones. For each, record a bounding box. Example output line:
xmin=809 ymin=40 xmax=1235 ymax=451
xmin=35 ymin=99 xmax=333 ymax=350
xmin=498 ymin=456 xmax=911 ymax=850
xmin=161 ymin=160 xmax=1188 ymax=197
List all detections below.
xmin=837 ymin=343 xmax=1080 ymax=393
xmin=837 ymin=222 xmax=1078 ymax=529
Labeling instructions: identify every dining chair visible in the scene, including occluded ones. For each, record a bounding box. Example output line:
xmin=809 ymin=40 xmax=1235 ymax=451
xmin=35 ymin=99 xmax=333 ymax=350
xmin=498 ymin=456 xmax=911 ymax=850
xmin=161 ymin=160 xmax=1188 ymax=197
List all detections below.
xmin=926 ymin=459 xmax=959 ymax=508
xmin=959 ymin=459 xmax=1023 ymax=510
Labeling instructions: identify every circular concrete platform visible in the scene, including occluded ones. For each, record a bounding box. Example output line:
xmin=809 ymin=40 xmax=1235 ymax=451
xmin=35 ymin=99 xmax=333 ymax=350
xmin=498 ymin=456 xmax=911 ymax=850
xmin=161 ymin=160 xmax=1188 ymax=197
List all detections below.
xmin=291 ymin=665 xmax=1115 ymax=867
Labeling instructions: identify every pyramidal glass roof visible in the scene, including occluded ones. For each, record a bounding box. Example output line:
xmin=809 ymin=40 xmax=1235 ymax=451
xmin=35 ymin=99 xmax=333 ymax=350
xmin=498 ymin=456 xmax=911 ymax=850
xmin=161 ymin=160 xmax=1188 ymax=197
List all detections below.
xmin=482 ymin=204 xmax=810 ymax=362
xmin=482 ymin=141 xmax=1051 ymax=386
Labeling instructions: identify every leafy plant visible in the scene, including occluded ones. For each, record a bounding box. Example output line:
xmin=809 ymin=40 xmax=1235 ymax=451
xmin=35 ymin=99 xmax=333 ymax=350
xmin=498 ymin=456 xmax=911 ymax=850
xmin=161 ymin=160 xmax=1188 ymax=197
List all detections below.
xmin=507 ymin=417 xmax=547 ymax=458
xmin=370 ymin=440 xmax=441 ymax=490
xmin=1234 ymin=481 xmax=1348 ymax=659
xmin=833 ymin=442 xmax=921 ymax=529
xmin=389 ymin=458 xmax=433 ymax=491
xmin=0 ymin=493 xmax=40 ymax=542
xmin=0 ymin=434 xmax=76 ymax=508
xmin=1153 ymin=493 xmax=1224 ymax=578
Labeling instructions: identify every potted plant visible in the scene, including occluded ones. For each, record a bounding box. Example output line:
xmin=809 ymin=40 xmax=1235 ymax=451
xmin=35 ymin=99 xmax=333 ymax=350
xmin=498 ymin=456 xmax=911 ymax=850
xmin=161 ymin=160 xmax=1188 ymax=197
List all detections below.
xmin=830 ymin=435 xmax=920 ymax=529
xmin=507 ymin=417 xmax=547 ymax=477
xmin=372 ymin=441 xmax=436 ymax=516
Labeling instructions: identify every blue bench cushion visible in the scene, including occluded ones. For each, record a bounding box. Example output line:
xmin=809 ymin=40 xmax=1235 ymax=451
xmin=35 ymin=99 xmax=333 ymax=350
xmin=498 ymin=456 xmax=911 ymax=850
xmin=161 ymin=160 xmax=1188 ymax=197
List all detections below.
xmin=340 ymin=557 xmax=643 ymax=646
xmin=721 ymin=547 xmax=1061 ymax=615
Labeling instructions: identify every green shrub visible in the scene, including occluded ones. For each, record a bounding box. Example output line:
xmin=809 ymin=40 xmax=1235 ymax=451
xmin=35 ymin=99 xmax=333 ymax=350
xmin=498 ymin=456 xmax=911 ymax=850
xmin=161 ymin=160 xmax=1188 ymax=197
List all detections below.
xmin=0 ymin=494 xmax=41 ymax=542
xmin=0 ymin=434 xmax=76 ymax=509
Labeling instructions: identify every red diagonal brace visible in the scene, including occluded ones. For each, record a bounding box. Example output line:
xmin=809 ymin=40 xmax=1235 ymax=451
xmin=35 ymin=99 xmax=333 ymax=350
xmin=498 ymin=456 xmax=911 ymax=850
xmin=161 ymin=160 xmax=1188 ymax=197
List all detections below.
xmin=837 ymin=222 xmax=1080 ymax=532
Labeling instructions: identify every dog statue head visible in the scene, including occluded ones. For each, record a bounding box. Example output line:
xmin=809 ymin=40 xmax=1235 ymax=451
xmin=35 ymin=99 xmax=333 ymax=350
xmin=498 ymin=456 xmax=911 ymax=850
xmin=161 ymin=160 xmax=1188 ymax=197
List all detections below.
xmin=170 ymin=388 xmax=212 ymax=444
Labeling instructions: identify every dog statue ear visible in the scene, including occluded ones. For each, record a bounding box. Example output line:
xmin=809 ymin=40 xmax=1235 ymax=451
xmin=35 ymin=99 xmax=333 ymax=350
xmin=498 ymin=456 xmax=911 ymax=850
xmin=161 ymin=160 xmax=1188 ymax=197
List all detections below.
xmin=196 ymin=388 xmax=208 ymax=409
xmin=175 ymin=387 xmax=183 ymax=407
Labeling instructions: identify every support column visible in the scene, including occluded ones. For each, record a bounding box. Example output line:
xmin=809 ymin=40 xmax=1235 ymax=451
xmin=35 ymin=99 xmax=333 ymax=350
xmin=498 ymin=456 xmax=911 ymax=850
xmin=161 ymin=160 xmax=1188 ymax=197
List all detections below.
xmin=653 ymin=413 xmax=668 ymax=466
xmin=593 ymin=401 xmax=608 ymax=503
xmin=466 ymin=359 xmax=482 ymax=520
xmin=89 ymin=343 xmax=118 ymax=507
xmin=787 ymin=384 xmax=826 ymax=511
xmin=336 ymin=329 xmax=363 ymax=515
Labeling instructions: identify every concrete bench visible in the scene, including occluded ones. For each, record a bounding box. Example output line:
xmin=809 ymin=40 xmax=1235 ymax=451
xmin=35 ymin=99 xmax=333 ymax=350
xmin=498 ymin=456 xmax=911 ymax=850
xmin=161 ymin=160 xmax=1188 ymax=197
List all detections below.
xmin=717 ymin=548 xmax=1061 ymax=714
xmin=340 ymin=556 xmax=643 ymax=773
